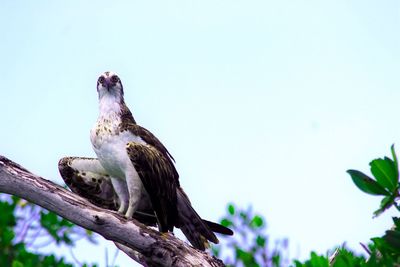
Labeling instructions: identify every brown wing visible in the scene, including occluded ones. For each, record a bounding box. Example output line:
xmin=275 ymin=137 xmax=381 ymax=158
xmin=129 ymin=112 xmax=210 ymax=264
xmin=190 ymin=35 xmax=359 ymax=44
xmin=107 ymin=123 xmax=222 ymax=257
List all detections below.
xmin=126 ymin=142 xmax=179 ymax=232
xmin=120 ymin=122 xmax=178 ymax=177
xmin=58 ymin=156 xmax=157 ymax=225
xmin=58 ymin=157 xmax=118 ymax=210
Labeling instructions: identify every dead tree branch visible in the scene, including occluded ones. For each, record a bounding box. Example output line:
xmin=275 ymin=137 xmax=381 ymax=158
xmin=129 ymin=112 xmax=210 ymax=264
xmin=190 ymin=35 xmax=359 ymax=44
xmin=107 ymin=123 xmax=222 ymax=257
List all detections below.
xmin=0 ymin=155 xmax=225 ymax=267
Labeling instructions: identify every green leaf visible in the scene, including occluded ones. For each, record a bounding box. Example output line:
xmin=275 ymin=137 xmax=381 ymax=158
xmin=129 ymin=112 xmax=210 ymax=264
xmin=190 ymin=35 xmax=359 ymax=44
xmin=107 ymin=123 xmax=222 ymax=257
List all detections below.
xmin=250 ymin=215 xmax=264 ymax=228
xmin=256 ymin=235 xmax=266 ymax=247
xmin=383 ymin=230 xmax=400 ymax=252
xmin=2 ymin=229 xmax=15 ymax=245
xmin=220 ymin=218 xmax=233 ymax=228
xmin=331 ymin=249 xmax=365 ymax=267
xmin=371 ymin=237 xmax=398 ymax=254
xmin=347 ymin=170 xmax=389 ymax=195
xmin=370 ymin=158 xmax=397 ymax=192
xmin=62 ymin=232 xmax=72 ymax=245
xmin=12 ymin=261 xmax=24 ymax=267
xmin=228 ymin=204 xmax=235 ymax=215
xmin=0 ymin=200 xmax=17 ymax=228
xmin=310 ymin=252 xmax=329 ymax=267
xmin=373 ymin=195 xmax=395 ymax=217
xmin=239 ymin=211 xmax=248 ymax=221
xmin=235 ymin=248 xmax=257 ymax=266
xmin=393 ymin=217 xmax=400 ymax=229
xmin=272 ymin=252 xmax=281 ymax=266
xmin=298 ymin=252 xmax=330 ymax=267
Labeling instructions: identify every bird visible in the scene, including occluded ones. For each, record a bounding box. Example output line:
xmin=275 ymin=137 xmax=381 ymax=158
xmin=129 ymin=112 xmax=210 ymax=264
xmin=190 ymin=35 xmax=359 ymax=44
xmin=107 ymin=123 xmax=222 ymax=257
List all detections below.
xmin=58 ymin=71 xmax=232 ymax=250
xmin=58 ymin=156 xmax=233 ymax=245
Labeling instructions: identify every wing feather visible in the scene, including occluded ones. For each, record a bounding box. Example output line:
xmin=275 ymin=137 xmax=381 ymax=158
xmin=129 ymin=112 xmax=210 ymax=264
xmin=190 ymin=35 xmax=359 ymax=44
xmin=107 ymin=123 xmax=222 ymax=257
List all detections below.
xmin=58 ymin=156 xmax=157 ymax=225
xmin=58 ymin=157 xmax=118 ymax=210
xmin=121 ymin=121 xmax=176 ymax=164
xmin=126 ymin=142 xmax=178 ymax=232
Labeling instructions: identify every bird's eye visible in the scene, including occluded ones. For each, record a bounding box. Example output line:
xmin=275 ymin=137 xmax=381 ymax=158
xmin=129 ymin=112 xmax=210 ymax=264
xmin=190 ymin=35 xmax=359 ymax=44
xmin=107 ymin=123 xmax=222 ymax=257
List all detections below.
xmin=111 ymin=75 xmax=119 ymax=83
xmin=98 ymin=76 xmax=105 ymax=84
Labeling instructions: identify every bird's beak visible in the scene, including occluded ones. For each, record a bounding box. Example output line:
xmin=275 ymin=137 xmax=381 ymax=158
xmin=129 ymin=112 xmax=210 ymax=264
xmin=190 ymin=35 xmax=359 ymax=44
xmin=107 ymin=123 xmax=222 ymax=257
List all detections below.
xmin=104 ymin=78 xmax=112 ymax=90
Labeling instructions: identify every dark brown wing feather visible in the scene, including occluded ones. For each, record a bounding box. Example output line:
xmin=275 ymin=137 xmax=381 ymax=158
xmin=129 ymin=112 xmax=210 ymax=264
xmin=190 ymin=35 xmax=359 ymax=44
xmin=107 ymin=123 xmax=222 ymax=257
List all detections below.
xmin=120 ymin=121 xmax=176 ymax=166
xmin=119 ymin=104 xmax=177 ymax=177
xmin=126 ymin=143 xmax=178 ymax=232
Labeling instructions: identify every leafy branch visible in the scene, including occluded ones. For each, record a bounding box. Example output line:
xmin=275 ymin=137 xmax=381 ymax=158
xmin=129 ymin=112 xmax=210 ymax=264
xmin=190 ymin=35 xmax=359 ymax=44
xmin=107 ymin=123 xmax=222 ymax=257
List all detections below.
xmin=348 ymin=144 xmax=400 ymax=217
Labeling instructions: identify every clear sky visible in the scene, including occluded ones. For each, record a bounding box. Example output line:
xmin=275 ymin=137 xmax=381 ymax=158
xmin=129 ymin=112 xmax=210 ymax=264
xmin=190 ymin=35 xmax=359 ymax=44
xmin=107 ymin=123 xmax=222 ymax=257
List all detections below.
xmin=1 ymin=1 xmax=399 ymax=266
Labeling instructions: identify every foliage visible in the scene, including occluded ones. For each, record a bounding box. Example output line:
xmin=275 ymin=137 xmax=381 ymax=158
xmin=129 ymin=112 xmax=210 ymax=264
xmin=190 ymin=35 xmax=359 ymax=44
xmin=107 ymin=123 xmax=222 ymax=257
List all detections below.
xmin=348 ymin=144 xmax=400 ymax=217
xmin=344 ymin=144 xmax=400 ymax=265
xmin=212 ymin=204 xmax=289 ymax=267
xmin=214 ymin=145 xmax=400 ymax=266
xmin=0 ymin=194 xmax=97 ymax=267
xmin=294 ymin=145 xmax=400 ymax=266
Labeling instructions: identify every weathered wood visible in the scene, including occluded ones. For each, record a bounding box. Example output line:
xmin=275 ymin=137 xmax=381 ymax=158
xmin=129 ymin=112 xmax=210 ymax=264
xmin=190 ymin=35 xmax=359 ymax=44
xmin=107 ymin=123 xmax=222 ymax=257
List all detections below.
xmin=0 ymin=155 xmax=225 ymax=267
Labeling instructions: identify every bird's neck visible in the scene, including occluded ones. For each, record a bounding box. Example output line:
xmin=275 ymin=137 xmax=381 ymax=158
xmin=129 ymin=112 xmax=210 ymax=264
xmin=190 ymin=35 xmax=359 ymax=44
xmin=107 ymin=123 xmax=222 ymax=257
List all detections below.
xmin=98 ymin=93 xmax=123 ymax=120
xmin=98 ymin=93 xmax=136 ymax=125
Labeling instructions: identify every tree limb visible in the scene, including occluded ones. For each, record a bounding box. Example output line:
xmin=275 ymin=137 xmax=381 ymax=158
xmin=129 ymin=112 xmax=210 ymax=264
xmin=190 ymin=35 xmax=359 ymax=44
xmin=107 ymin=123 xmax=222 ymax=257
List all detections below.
xmin=0 ymin=155 xmax=225 ymax=267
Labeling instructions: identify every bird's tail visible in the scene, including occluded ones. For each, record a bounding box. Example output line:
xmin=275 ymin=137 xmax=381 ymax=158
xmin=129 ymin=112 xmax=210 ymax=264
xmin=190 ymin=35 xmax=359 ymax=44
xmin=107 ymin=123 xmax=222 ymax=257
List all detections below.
xmin=204 ymin=220 xmax=234 ymax=236
xmin=176 ymin=188 xmax=219 ymax=251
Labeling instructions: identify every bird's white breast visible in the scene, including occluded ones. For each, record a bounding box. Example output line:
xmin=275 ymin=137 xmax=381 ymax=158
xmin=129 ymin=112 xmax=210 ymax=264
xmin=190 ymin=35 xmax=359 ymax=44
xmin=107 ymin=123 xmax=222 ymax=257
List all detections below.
xmin=90 ymin=115 xmax=145 ymax=179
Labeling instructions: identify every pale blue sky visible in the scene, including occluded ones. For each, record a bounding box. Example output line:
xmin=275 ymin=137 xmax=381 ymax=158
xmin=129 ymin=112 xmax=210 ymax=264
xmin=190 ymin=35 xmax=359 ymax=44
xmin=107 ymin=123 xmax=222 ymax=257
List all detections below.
xmin=1 ymin=1 xmax=400 ymax=265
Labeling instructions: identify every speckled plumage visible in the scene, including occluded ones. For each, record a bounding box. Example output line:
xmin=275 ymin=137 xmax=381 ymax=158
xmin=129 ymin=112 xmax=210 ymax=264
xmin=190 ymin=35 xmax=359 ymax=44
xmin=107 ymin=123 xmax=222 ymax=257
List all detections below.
xmin=59 ymin=71 xmax=233 ymax=250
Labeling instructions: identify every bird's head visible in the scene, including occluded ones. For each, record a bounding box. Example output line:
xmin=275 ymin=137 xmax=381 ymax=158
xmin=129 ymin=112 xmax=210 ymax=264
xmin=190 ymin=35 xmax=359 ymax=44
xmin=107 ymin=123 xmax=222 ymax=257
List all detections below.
xmin=96 ymin=71 xmax=124 ymax=100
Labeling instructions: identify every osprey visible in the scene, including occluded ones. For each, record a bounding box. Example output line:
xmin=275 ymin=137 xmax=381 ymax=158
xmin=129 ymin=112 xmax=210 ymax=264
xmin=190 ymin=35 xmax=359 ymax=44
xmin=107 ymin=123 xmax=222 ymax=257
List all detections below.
xmin=58 ymin=71 xmax=232 ymax=250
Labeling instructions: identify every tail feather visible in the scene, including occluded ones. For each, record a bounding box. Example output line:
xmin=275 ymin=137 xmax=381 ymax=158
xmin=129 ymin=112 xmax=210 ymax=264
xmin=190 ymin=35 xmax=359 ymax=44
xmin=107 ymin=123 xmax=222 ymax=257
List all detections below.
xmin=176 ymin=189 xmax=218 ymax=250
xmin=204 ymin=220 xmax=234 ymax=236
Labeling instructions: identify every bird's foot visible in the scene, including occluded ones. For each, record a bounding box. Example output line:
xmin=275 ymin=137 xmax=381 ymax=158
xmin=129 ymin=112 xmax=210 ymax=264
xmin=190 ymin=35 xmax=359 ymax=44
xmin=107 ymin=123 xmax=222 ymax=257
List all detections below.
xmin=160 ymin=232 xmax=174 ymax=240
xmin=125 ymin=206 xmax=135 ymax=219
xmin=117 ymin=204 xmax=127 ymax=214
